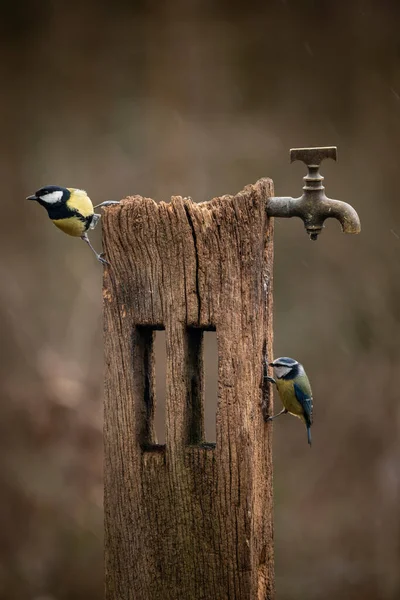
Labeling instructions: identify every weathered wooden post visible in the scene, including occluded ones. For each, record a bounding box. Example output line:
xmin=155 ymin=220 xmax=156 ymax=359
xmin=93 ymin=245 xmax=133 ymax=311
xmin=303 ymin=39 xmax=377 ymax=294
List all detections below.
xmin=103 ymin=146 xmax=361 ymax=600
xmin=103 ymin=179 xmax=275 ymax=599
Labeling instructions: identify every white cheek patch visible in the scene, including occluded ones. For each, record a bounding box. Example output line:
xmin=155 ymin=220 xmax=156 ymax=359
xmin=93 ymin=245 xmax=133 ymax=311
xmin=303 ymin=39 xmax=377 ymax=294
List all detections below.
xmin=274 ymin=365 xmax=292 ymax=378
xmin=40 ymin=190 xmax=64 ymax=203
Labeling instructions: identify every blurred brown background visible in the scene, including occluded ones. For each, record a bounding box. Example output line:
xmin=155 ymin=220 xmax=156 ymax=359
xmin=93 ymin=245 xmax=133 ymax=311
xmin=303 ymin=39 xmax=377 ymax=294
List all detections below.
xmin=1 ymin=0 xmax=400 ymax=598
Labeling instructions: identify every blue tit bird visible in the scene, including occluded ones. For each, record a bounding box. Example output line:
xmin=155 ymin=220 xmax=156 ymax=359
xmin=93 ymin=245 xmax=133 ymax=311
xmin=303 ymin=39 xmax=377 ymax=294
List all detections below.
xmin=26 ymin=185 xmax=119 ymax=265
xmin=266 ymin=356 xmax=313 ymax=446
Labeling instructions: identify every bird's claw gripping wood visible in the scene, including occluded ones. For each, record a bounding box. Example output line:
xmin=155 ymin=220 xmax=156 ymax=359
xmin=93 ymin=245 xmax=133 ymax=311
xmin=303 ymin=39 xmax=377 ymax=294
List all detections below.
xmin=98 ymin=252 xmax=110 ymax=266
xmin=267 ymin=146 xmax=361 ymax=240
xmin=81 ymin=233 xmax=110 ymax=266
xmin=266 ymin=408 xmax=288 ymax=421
xmin=93 ymin=200 xmax=121 ymax=209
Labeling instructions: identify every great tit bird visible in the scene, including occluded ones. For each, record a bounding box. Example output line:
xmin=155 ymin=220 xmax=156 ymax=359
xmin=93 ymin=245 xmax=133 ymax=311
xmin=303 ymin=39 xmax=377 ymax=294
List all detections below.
xmin=266 ymin=357 xmax=313 ymax=446
xmin=26 ymin=185 xmax=119 ymax=265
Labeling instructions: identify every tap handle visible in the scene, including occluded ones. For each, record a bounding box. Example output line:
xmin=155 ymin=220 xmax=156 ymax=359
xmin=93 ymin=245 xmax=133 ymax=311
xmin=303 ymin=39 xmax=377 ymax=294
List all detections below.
xmin=290 ymin=146 xmax=337 ymax=167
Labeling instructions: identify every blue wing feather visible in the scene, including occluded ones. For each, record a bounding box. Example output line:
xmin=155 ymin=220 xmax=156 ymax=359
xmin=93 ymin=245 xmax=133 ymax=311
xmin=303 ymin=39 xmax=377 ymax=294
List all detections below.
xmin=293 ymin=382 xmax=313 ymax=426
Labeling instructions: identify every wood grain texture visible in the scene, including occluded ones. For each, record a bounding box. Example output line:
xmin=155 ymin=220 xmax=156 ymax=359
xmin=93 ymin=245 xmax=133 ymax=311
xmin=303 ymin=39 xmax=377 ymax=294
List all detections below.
xmin=103 ymin=178 xmax=275 ymax=600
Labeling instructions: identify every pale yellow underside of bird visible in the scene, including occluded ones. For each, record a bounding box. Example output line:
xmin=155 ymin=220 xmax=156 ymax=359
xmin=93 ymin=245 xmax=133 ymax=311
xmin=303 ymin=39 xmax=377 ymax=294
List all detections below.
xmin=66 ymin=188 xmax=94 ymax=218
xmin=52 ymin=217 xmax=87 ymax=237
xmin=275 ymin=378 xmax=305 ymax=421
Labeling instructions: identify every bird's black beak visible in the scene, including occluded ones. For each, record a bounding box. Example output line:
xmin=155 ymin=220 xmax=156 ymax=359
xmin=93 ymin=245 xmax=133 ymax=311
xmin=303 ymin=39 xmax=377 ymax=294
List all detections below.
xmin=268 ymin=362 xmax=275 ymax=367
xmin=26 ymin=194 xmax=37 ymax=201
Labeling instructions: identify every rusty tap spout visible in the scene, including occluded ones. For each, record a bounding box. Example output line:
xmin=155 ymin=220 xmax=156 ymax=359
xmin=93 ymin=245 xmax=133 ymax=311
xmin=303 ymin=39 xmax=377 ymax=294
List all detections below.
xmin=267 ymin=146 xmax=361 ymax=240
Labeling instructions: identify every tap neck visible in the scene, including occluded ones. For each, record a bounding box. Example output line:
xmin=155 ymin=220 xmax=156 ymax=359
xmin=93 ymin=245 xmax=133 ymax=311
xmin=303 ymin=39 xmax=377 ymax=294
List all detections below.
xmin=303 ymin=165 xmax=325 ymax=192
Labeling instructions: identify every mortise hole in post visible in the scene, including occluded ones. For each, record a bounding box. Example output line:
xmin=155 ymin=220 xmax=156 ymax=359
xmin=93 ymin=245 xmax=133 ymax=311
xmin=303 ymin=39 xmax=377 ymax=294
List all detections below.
xmin=154 ymin=330 xmax=167 ymax=445
xmin=135 ymin=325 xmax=165 ymax=451
xmin=186 ymin=326 xmax=217 ymax=448
xmin=186 ymin=328 xmax=204 ymax=445
xmin=203 ymin=330 xmax=217 ymax=444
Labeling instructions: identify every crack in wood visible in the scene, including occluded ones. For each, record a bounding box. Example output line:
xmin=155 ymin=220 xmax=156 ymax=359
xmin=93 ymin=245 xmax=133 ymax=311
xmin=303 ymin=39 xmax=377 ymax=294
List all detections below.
xmin=184 ymin=203 xmax=201 ymax=324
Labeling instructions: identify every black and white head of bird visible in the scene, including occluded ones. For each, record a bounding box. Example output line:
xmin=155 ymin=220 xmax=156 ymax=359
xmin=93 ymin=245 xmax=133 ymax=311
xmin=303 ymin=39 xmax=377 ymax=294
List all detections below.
xmin=269 ymin=357 xmax=302 ymax=379
xmin=26 ymin=185 xmax=71 ymax=208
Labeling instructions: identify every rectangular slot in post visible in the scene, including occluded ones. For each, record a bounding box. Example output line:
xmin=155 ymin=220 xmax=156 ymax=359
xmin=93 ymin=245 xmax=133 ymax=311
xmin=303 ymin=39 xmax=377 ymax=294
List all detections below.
xmin=203 ymin=330 xmax=218 ymax=445
xmin=186 ymin=328 xmax=204 ymax=445
xmin=186 ymin=327 xmax=217 ymax=447
xmin=154 ymin=329 xmax=166 ymax=445
xmin=135 ymin=325 xmax=165 ymax=451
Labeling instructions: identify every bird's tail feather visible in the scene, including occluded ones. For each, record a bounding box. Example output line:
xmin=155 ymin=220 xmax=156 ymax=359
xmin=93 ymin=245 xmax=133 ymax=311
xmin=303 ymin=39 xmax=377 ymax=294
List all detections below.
xmin=307 ymin=425 xmax=312 ymax=447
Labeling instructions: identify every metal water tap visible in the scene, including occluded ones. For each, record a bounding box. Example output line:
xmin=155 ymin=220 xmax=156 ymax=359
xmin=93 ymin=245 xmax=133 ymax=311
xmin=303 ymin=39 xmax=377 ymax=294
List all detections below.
xmin=267 ymin=146 xmax=361 ymax=240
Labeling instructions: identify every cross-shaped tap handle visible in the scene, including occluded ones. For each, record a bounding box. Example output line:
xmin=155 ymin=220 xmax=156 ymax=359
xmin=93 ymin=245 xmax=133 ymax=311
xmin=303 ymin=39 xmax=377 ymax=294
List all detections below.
xmin=267 ymin=146 xmax=361 ymax=240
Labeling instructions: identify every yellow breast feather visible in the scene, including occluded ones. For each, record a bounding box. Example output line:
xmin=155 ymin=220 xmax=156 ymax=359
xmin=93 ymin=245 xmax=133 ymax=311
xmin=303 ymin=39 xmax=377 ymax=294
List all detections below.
xmin=52 ymin=216 xmax=87 ymax=237
xmin=275 ymin=378 xmax=304 ymax=419
xmin=66 ymin=188 xmax=94 ymax=218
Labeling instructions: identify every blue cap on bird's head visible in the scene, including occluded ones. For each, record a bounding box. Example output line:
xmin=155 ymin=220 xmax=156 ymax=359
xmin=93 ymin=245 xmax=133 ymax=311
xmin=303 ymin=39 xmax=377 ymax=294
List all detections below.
xmin=269 ymin=357 xmax=303 ymax=380
xmin=269 ymin=357 xmax=299 ymax=368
